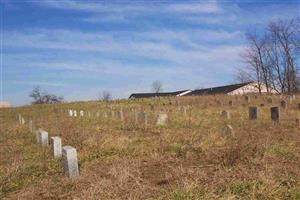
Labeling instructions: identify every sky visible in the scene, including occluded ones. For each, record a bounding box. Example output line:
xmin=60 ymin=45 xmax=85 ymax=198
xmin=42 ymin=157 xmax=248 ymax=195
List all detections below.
xmin=1 ymin=0 xmax=299 ymax=106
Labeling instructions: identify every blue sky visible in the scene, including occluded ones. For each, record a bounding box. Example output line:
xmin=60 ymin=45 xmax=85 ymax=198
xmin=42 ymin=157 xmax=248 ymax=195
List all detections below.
xmin=1 ymin=0 xmax=299 ymax=105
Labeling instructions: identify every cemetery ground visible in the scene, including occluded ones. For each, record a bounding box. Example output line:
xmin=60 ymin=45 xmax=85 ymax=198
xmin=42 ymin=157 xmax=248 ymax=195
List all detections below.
xmin=1 ymin=95 xmax=300 ymax=199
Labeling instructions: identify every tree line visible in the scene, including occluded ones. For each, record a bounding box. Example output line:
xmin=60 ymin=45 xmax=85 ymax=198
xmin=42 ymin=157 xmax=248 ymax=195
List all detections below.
xmin=237 ymin=18 xmax=300 ymax=94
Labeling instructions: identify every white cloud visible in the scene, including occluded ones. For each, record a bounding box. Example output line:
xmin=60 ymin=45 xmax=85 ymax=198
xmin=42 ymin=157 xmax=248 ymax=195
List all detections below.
xmin=167 ymin=1 xmax=221 ymax=13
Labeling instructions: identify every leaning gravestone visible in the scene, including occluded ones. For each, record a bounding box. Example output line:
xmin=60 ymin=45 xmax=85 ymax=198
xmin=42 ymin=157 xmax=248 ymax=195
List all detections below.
xmin=271 ymin=107 xmax=280 ymax=122
xmin=156 ymin=113 xmax=168 ymax=126
xmin=62 ymin=146 xmax=79 ymax=178
xmin=249 ymin=107 xmax=258 ymax=120
xmin=51 ymin=136 xmax=62 ymax=159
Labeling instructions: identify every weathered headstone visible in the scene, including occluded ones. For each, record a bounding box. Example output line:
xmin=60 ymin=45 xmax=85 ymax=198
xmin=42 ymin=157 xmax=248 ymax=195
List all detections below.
xmin=271 ymin=107 xmax=280 ymax=122
xmin=249 ymin=107 xmax=258 ymax=120
xmin=96 ymin=112 xmax=100 ymax=118
xmin=229 ymin=100 xmax=233 ymax=106
xmin=103 ymin=112 xmax=108 ymax=118
xmin=221 ymin=110 xmax=230 ymax=119
xmin=51 ymin=136 xmax=62 ymax=159
xmin=80 ymin=110 xmax=84 ymax=117
xmin=21 ymin=117 xmax=25 ymax=125
xmin=69 ymin=110 xmax=73 ymax=117
xmin=62 ymin=146 xmax=79 ymax=178
xmin=156 ymin=113 xmax=168 ymax=126
xmin=39 ymin=129 xmax=49 ymax=147
xmin=296 ymin=118 xmax=300 ymax=128
xmin=73 ymin=110 xmax=77 ymax=117
xmin=298 ymin=103 xmax=300 ymax=110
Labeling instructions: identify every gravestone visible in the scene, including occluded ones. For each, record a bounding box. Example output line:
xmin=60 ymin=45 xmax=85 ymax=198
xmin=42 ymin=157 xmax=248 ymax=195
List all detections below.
xmin=280 ymin=100 xmax=287 ymax=109
xmin=298 ymin=103 xmax=300 ymax=110
xmin=73 ymin=110 xmax=77 ymax=117
xmin=229 ymin=100 xmax=233 ymax=106
xmin=39 ymin=129 xmax=49 ymax=147
xmin=249 ymin=107 xmax=258 ymax=120
xmin=21 ymin=117 xmax=25 ymax=125
xmin=143 ymin=112 xmax=148 ymax=127
xmin=111 ymin=110 xmax=115 ymax=118
xmin=69 ymin=110 xmax=73 ymax=117
xmin=62 ymin=146 xmax=79 ymax=178
xmin=221 ymin=110 xmax=230 ymax=119
xmin=271 ymin=107 xmax=280 ymax=122
xmin=134 ymin=110 xmax=139 ymax=124
xmin=80 ymin=110 xmax=84 ymax=117
xmin=156 ymin=113 xmax=168 ymax=126
xmin=96 ymin=112 xmax=100 ymax=118
xmin=51 ymin=136 xmax=62 ymax=159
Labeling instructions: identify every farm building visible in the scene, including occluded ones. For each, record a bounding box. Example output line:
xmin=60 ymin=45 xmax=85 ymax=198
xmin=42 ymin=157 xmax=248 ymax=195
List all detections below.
xmin=129 ymin=82 xmax=274 ymax=99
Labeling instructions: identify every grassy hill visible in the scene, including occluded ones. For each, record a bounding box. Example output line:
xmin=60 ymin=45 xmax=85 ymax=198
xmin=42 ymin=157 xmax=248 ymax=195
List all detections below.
xmin=1 ymin=95 xmax=300 ymax=199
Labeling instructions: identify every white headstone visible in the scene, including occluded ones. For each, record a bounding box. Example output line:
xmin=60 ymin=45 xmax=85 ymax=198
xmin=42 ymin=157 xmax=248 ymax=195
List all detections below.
xmin=39 ymin=130 xmax=49 ymax=147
xmin=156 ymin=113 xmax=168 ymax=126
xmin=51 ymin=136 xmax=62 ymax=159
xmin=73 ymin=110 xmax=77 ymax=117
xmin=80 ymin=110 xmax=84 ymax=117
xmin=69 ymin=110 xmax=73 ymax=117
xmin=62 ymin=146 xmax=79 ymax=178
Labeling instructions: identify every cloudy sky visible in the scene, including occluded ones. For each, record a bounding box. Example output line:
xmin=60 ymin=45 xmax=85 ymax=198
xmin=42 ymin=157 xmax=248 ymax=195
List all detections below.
xmin=1 ymin=0 xmax=299 ymax=105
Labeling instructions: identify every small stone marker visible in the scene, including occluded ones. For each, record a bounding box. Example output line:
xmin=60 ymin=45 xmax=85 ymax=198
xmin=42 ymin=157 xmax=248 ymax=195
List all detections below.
xmin=221 ymin=110 xmax=230 ymax=119
xmin=298 ymin=103 xmax=300 ymax=110
xmin=80 ymin=110 xmax=84 ymax=117
xmin=69 ymin=110 xmax=73 ymax=117
xmin=280 ymin=100 xmax=287 ymax=109
xmin=229 ymin=100 xmax=233 ymax=106
xmin=62 ymin=146 xmax=79 ymax=178
xmin=96 ymin=112 xmax=100 ymax=118
xmin=73 ymin=110 xmax=77 ymax=117
xmin=36 ymin=128 xmax=42 ymax=144
xmin=249 ymin=107 xmax=258 ymax=120
xmin=143 ymin=112 xmax=148 ymax=127
xmin=39 ymin=129 xmax=49 ymax=146
xmin=271 ymin=107 xmax=280 ymax=122
xmin=156 ymin=113 xmax=168 ymax=126
xmin=51 ymin=136 xmax=62 ymax=159
xmin=21 ymin=117 xmax=25 ymax=125
xmin=111 ymin=110 xmax=115 ymax=118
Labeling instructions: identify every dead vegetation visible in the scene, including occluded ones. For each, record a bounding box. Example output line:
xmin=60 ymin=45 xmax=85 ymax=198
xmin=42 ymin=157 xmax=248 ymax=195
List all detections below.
xmin=1 ymin=95 xmax=300 ymax=199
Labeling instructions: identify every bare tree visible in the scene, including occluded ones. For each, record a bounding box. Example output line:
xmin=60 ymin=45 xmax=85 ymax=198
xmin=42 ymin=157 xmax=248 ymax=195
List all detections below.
xmin=152 ymin=80 xmax=163 ymax=93
xmin=239 ymin=17 xmax=300 ymax=94
xmin=29 ymin=86 xmax=63 ymax=104
xmin=99 ymin=90 xmax=112 ymax=101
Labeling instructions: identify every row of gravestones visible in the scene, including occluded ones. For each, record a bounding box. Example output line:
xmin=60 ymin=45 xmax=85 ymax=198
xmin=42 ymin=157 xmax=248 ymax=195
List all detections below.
xmin=221 ymin=106 xmax=281 ymax=121
xmin=67 ymin=109 xmax=169 ymax=126
xmin=18 ymin=115 xmax=79 ymax=179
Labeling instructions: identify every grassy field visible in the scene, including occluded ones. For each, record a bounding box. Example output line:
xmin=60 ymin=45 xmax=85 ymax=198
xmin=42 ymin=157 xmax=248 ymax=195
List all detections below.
xmin=1 ymin=95 xmax=300 ymax=199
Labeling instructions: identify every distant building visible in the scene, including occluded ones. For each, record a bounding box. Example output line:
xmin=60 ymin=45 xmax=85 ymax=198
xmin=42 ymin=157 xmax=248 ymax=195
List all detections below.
xmin=0 ymin=101 xmax=11 ymax=108
xmin=129 ymin=82 xmax=275 ymax=99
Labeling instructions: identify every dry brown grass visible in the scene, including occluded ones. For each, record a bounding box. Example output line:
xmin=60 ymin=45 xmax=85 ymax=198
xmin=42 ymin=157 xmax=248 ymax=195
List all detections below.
xmin=1 ymin=95 xmax=300 ymax=199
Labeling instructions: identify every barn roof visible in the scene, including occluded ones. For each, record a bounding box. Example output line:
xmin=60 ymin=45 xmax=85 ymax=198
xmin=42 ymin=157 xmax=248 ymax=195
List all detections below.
xmin=186 ymin=82 xmax=253 ymax=96
xmin=129 ymin=90 xmax=189 ymax=99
